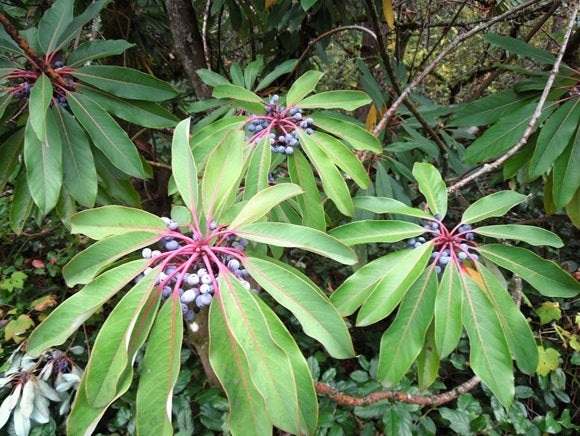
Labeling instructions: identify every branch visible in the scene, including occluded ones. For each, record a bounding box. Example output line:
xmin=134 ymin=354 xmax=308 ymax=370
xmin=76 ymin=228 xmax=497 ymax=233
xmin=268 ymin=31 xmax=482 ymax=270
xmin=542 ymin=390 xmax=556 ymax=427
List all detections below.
xmin=0 ymin=12 xmax=68 ymax=89
xmin=447 ymin=0 xmax=578 ymax=193
xmin=372 ymin=0 xmax=545 ymax=136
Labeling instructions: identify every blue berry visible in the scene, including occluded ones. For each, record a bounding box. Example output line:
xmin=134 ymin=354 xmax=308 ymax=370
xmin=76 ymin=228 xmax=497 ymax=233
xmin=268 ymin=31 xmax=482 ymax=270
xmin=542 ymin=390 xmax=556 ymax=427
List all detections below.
xmin=186 ymin=274 xmax=199 ymax=286
xmin=181 ymin=289 xmax=198 ymax=304
xmin=165 ymin=240 xmax=179 ymax=251
xmin=228 ymin=259 xmax=240 ymax=271
xmin=458 ymin=252 xmax=468 ymax=260
xmin=439 ymin=256 xmax=450 ymax=265
xmin=142 ymin=248 xmax=152 ymax=258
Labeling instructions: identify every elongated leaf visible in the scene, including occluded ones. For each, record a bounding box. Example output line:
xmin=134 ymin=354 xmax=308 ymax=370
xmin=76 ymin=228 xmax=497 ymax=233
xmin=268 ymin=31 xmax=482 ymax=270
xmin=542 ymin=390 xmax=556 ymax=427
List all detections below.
xmin=217 ymin=273 xmax=317 ymax=434
xmin=71 ymin=205 xmax=166 ymax=239
xmin=197 ymin=69 xmax=230 ymax=86
xmin=377 ymin=268 xmax=437 ymax=386
xmin=553 ymin=125 xmax=580 ymax=208
xmin=136 ymin=296 xmax=182 ymax=435
xmin=190 ymin=116 xmax=245 ymax=163
xmin=484 ymin=33 xmax=556 ymax=65
xmin=209 ymin=300 xmax=271 ymax=435
xmin=331 ymin=251 xmax=407 ymax=316
xmin=412 ymin=163 xmax=447 ymax=218
xmin=417 ymin=324 xmax=440 ymax=391
xmin=305 ymin=130 xmax=370 ymax=188
xmin=478 ymin=265 xmax=538 ymax=375
xmin=212 ymin=84 xmax=263 ymax=103
xmin=201 ymin=129 xmax=244 ymax=219
xmin=79 ymin=85 xmax=177 ymax=128
xmin=53 ymin=104 xmax=97 ymax=207
xmin=287 ymin=149 xmax=326 ymax=230
xmin=478 ymin=244 xmax=580 ymax=297
xmin=244 ymin=256 xmax=355 ymax=358
xmin=27 ymin=259 xmax=149 ymax=357
xmin=329 ymin=220 xmax=425 ymax=245
xmin=171 ymin=118 xmax=198 ymax=211
xmin=68 ymin=92 xmax=147 ymax=178
xmin=299 ymin=130 xmax=353 ymax=216
xmin=28 ymin=74 xmax=52 ymax=141
xmin=54 ymin=0 xmax=111 ymax=53
xmin=24 ymin=111 xmax=62 ymax=214
xmin=255 ymin=59 xmax=297 ymax=91
xmin=475 ymin=224 xmax=563 ymax=247
xmin=461 ymin=273 xmax=514 ymax=407
xmin=236 ymin=222 xmax=357 ymax=265
xmin=357 ymin=243 xmax=433 ymax=326
xmin=230 ymin=183 xmax=303 ymax=228
xmin=67 ymin=40 xmax=134 ymax=67
xmin=353 ymin=196 xmax=433 ymax=219
xmin=0 ymin=91 xmax=14 ymax=119
xmin=529 ymin=99 xmax=580 ymax=178
xmin=382 ymin=0 xmax=395 ymax=27
xmin=72 ymin=66 xmax=178 ymax=101
xmin=0 ymin=128 xmax=24 ymax=192
xmin=298 ymin=90 xmax=371 ymax=110
xmin=565 ymin=188 xmax=580 ymax=227
xmin=37 ymin=0 xmax=73 ymax=54
xmin=244 ymin=137 xmax=271 ymax=200
xmin=84 ymin=273 xmax=157 ymax=408
xmin=286 ymin=70 xmax=324 ymax=106
xmin=9 ymin=171 xmax=33 ymax=235
xmin=63 ymin=231 xmax=160 ymax=286
xmin=312 ymin=113 xmax=382 ymax=152
xmin=461 ymin=191 xmax=527 ymax=224
xmin=434 ymin=262 xmax=463 ymax=358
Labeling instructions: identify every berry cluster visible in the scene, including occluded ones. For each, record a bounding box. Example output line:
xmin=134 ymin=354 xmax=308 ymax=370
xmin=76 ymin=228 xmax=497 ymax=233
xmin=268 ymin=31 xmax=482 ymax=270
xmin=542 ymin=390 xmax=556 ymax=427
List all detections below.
xmin=244 ymin=94 xmax=314 ymax=155
xmin=136 ymin=217 xmax=255 ymax=322
xmin=407 ymin=214 xmax=479 ymax=274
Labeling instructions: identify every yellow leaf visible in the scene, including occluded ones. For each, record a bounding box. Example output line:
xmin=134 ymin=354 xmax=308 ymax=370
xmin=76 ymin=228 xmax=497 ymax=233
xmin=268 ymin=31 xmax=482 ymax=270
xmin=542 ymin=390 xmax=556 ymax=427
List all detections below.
xmin=365 ymin=104 xmax=377 ymax=131
xmin=265 ymin=0 xmax=277 ymax=9
xmin=382 ymin=0 xmax=395 ymax=29
xmin=564 ymin=188 xmax=580 ymax=228
xmin=4 ymin=314 xmax=35 ymax=344
xmin=463 ymin=265 xmax=484 ymax=289
xmin=536 ymin=345 xmax=560 ymax=376
xmin=30 ymin=295 xmax=57 ymax=312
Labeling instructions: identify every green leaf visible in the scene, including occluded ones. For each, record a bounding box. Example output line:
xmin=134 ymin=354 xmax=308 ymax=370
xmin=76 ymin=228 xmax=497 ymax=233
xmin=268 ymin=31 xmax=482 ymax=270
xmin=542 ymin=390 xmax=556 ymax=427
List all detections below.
xmin=136 ymin=297 xmax=182 ymax=435
xmin=461 ymin=273 xmax=514 ymax=408
xmin=536 ymin=346 xmax=560 ymax=376
xmin=53 ymin=104 xmax=97 ymax=207
xmin=299 ymin=130 xmax=353 ymax=216
xmin=37 ymin=0 xmax=73 ymax=54
xmin=79 ymin=85 xmax=177 ymax=128
xmin=236 ymin=222 xmax=357 ymax=265
xmin=67 ymin=92 xmax=147 ymax=178
xmin=255 ymin=59 xmax=297 ymax=92
xmin=62 ymin=231 xmax=160 ymax=286
xmin=484 ymin=33 xmax=556 ymax=65
xmin=244 ymin=256 xmax=355 ymax=359
xmin=565 ymin=188 xmax=580 ymax=227
xmin=303 ymin=130 xmax=370 ymax=188
xmin=312 ymin=113 xmax=382 ymax=152
xmin=201 ymin=129 xmax=244 ymax=219
xmin=536 ymin=302 xmax=561 ymax=325
xmin=212 ymin=84 xmax=263 ymax=103
xmin=331 ymin=251 xmax=408 ymax=316
xmin=412 ymin=162 xmax=447 ymax=218
xmin=244 ymin=136 xmax=271 ymax=200
xmin=286 ymin=70 xmax=324 ymax=106
xmin=298 ymin=90 xmax=371 ymax=111
xmin=72 ymin=66 xmax=179 ymax=101
xmin=230 ymin=183 xmax=303 ymax=228
xmin=28 ymin=74 xmax=53 ymax=141
xmin=353 ymin=196 xmax=434 ymax=219
xmin=71 ymin=205 xmax=166 ymax=239
xmin=329 ymin=220 xmax=426 ymax=245
xmin=243 ymin=57 xmax=263 ymax=89
xmin=450 ymin=90 xmax=534 ymax=127
xmin=553 ymin=125 xmax=580 ymax=208
xmin=357 ymin=243 xmax=433 ymax=326
xmin=54 ymin=0 xmax=112 ymax=53
xmin=478 ymin=265 xmax=538 ymax=375
xmin=84 ymin=273 xmax=158 ymax=408
xmin=24 ymin=110 xmax=62 ymax=215
xmin=434 ymin=262 xmax=463 ymax=358
xmin=171 ymin=118 xmax=198 ymax=212
xmin=377 ymin=268 xmax=437 ymax=386
xmin=475 ymin=224 xmax=563 ymax=247
xmin=67 ymin=40 xmax=134 ymax=67
xmin=9 ymin=170 xmax=33 ymax=235
xmin=0 ymin=128 xmax=24 ymax=192
xmin=26 ymin=259 xmax=149 ymax=357
xmin=417 ymin=324 xmax=440 ymax=390
xmin=478 ymin=244 xmax=580 ymax=298
xmin=209 ymin=301 xmax=271 ymax=435
xmin=529 ymin=99 xmax=580 ymax=178
xmin=461 ymin=191 xmax=527 ymax=224
xmin=287 ymin=150 xmax=326 ymax=230
xmin=190 ymin=116 xmax=245 ymax=163
xmin=0 ymin=91 xmax=14 ymax=119
xmin=216 ymin=273 xmax=318 ymax=434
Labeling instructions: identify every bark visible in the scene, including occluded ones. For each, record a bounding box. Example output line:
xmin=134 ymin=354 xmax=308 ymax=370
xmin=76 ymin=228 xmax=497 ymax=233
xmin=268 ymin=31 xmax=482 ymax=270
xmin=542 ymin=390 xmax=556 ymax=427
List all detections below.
xmin=163 ymin=0 xmax=212 ymax=100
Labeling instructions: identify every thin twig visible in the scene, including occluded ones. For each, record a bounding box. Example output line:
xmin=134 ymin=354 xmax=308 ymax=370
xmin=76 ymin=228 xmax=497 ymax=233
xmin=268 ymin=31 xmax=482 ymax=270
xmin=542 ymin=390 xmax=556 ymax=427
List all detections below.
xmin=447 ymin=0 xmax=578 ymax=193
xmin=372 ymin=0 xmax=545 ymax=137
xmin=202 ymin=0 xmax=212 ymax=70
